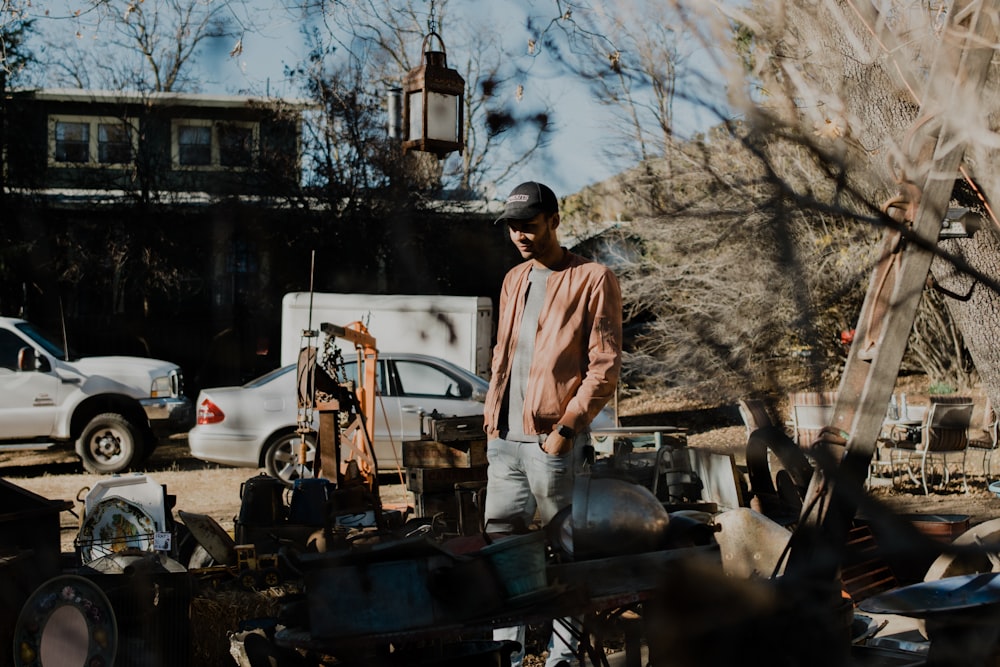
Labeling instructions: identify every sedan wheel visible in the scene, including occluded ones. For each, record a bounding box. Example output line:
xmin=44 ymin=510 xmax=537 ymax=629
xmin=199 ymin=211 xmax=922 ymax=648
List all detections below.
xmin=264 ymin=432 xmax=316 ymax=487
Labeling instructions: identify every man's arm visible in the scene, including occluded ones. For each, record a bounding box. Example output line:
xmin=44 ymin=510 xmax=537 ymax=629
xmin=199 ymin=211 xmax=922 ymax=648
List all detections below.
xmin=560 ymin=268 xmax=623 ymax=434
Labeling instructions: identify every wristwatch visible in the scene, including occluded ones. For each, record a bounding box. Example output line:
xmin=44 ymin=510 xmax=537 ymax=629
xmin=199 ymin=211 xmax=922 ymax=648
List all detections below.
xmin=555 ymin=424 xmax=575 ymax=438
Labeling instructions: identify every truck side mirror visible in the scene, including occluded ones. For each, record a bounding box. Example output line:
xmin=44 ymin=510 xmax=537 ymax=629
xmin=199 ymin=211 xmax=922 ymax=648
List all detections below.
xmin=17 ymin=347 xmax=48 ymax=372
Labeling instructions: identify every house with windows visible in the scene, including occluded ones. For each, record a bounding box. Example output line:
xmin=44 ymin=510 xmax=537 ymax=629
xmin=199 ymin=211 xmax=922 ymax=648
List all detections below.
xmin=0 ymin=89 xmax=314 ymax=388
xmin=0 ymin=88 xmax=512 ymax=393
xmin=3 ymin=88 xmax=307 ymax=197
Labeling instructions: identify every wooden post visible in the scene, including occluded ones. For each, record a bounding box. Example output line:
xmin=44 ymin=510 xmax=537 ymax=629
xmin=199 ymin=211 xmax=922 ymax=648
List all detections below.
xmin=316 ymin=400 xmax=341 ymax=485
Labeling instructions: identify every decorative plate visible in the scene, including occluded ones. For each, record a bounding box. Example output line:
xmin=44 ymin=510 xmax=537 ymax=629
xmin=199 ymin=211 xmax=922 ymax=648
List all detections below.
xmin=78 ymin=496 xmax=157 ymax=563
xmin=13 ymin=574 xmax=117 ymax=667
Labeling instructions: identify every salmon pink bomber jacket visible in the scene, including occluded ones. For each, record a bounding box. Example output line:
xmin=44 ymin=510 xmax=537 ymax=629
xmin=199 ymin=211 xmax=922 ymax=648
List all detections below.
xmin=484 ymin=250 xmax=623 ymax=440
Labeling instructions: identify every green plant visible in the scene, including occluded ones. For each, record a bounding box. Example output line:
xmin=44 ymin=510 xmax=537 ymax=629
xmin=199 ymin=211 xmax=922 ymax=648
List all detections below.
xmin=928 ymin=382 xmax=956 ymax=395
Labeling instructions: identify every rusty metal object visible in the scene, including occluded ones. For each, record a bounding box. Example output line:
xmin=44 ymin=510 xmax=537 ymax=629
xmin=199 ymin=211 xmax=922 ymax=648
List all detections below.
xmin=745 ymin=426 xmax=812 ymax=523
xmin=318 ymin=321 xmax=379 ymax=490
xmin=713 ymin=507 xmax=791 ymax=579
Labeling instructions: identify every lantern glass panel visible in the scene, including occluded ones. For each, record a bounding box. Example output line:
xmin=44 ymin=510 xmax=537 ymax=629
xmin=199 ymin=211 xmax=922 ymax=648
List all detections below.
xmin=426 ymin=91 xmax=458 ymax=142
xmin=408 ymin=91 xmax=424 ymax=140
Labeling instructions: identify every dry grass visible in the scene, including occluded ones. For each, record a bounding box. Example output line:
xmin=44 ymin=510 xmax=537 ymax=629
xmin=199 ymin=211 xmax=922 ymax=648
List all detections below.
xmin=190 ymin=584 xmax=293 ymax=664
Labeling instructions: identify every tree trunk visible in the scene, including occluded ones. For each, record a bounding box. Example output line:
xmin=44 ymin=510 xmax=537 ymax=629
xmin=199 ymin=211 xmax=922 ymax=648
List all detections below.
xmin=933 ymin=231 xmax=1000 ymax=408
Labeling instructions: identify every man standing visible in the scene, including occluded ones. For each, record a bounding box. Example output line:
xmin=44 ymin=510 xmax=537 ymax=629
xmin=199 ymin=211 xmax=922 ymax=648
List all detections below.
xmin=484 ymin=181 xmax=622 ymax=667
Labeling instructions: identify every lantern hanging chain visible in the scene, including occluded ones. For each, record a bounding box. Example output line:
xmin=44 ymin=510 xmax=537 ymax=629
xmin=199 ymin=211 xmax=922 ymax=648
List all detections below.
xmin=427 ymin=0 xmax=438 ymax=34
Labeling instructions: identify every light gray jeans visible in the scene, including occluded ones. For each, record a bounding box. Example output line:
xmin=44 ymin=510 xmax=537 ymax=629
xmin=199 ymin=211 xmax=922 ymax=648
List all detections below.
xmin=485 ymin=435 xmax=587 ymax=667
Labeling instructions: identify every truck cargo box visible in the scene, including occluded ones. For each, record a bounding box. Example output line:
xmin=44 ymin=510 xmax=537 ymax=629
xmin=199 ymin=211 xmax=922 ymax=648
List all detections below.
xmin=281 ymin=292 xmax=493 ymax=378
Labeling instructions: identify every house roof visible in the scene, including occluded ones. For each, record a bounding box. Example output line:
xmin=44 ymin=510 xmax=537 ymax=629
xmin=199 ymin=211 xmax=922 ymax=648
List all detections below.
xmin=8 ymin=87 xmax=314 ymax=110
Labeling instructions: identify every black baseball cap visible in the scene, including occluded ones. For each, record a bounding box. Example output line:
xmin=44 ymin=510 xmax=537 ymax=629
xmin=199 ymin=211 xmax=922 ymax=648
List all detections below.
xmin=494 ymin=181 xmax=559 ymax=224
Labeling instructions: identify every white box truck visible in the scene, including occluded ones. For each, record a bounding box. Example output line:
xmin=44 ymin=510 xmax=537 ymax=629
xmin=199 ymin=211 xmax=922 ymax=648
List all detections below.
xmin=280 ymin=293 xmax=494 ymax=378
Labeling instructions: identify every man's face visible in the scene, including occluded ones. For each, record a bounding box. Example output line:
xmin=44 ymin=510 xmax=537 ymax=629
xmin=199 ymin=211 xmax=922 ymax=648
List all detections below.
xmin=507 ymin=212 xmax=560 ymax=262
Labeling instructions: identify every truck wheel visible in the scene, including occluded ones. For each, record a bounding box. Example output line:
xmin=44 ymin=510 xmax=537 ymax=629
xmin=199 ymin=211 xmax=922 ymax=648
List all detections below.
xmin=264 ymin=432 xmax=316 ymax=487
xmin=78 ymin=413 xmax=141 ymax=474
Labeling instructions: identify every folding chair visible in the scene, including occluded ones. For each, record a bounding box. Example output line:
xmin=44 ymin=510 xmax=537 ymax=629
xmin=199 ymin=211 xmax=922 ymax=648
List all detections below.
xmin=968 ymin=398 xmax=999 ymax=481
xmin=787 ymin=391 xmax=837 ymax=450
xmin=881 ymin=400 xmax=974 ymax=494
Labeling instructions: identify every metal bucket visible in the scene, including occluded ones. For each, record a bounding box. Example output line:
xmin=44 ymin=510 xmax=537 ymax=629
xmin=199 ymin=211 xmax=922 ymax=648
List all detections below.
xmin=480 ymin=532 xmax=547 ymax=598
xmin=237 ymin=474 xmax=287 ymax=527
xmin=288 ymin=479 xmax=331 ymax=525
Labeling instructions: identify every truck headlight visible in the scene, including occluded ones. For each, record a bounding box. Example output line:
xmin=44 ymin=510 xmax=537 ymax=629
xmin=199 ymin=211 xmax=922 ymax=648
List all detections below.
xmin=151 ymin=371 xmax=181 ymax=398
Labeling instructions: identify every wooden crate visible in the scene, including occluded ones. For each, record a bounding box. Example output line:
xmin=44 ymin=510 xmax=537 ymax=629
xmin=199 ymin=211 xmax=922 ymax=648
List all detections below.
xmin=430 ymin=415 xmax=485 ymax=442
xmin=406 ymin=465 xmax=488 ymax=494
xmin=842 ymin=523 xmax=898 ymax=602
xmin=413 ymin=489 xmax=484 ymax=536
xmin=413 ymin=491 xmax=459 ymax=521
xmin=403 ymin=439 xmax=487 ymax=468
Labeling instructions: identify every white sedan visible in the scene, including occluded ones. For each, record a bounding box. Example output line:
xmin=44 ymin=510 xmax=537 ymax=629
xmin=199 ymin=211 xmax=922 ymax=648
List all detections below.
xmin=188 ymin=352 xmax=492 ymax=484
xmin=188 ymin=352 xmax=616 ymax=486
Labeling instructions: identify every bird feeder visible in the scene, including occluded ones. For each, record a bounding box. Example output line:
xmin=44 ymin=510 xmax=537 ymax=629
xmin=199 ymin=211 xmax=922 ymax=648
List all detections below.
xmin=402 ymin=32 xmax=465 ymax=158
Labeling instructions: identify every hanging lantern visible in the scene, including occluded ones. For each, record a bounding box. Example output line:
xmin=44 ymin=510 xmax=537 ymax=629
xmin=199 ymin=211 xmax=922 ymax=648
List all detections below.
xmin=402 ymin=31 xmax=465 ymax=158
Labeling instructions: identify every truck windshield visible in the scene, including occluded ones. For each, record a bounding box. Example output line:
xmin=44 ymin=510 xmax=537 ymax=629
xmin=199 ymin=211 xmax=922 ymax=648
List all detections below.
xmin=14 ymin=322 xmax=76 ymax=360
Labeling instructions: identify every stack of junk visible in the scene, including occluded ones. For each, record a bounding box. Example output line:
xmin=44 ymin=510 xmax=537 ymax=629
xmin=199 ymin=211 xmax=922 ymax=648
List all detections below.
xmin=5 ymin=418 xmax=1000 ymax=666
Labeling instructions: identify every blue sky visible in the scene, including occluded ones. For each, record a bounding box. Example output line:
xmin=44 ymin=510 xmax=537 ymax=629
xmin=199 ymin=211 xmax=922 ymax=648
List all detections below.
xmin=166 ymin=0 xmax=724 ymax=198
xmin=217 ymin=0 xmax=640 ymax=196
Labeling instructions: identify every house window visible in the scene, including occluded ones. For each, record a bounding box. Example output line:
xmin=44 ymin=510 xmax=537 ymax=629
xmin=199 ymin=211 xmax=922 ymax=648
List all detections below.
xmin=171 ymin=119 xmax=258 ymax=170
xmin=99 ymin=122 xmax=132 ymax=164
xmin=219 ymin=123 xmax=254 ymax=167
xmin=55 ymin=121 xmax=89 ymax=163
xmin=49 ymin=115 xmax=137 ymax=166
xmin=177 ymin=124 xmax=212 ymax=166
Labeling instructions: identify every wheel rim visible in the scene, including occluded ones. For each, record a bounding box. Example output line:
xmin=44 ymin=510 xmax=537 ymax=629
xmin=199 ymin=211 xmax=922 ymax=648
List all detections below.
xmin=271 ymin=435 xmax=315 ymax=485
xmin=239 ymin=571 xmax=257 ymax=590
xmin=86 ymin=426 xmax=128 ymax=466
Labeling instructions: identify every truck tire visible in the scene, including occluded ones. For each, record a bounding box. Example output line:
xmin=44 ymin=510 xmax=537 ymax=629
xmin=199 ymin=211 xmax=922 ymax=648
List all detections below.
xmin=264 ymin=431 xmax=316 ymax=487
xmin=78 ymin=412 xmax=141 ymax=474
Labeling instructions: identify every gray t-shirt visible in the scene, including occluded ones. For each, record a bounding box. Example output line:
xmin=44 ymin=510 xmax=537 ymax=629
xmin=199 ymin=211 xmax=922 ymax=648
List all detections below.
xmin=505 ymin=265 xmax=551 ymax=441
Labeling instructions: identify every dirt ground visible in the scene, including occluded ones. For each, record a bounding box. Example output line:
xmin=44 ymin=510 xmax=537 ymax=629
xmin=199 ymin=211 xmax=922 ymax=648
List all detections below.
xmin=1 ymin=439 xmax=414 ymax=553
xmin=4 ymin=402 xmax=998 ymax=553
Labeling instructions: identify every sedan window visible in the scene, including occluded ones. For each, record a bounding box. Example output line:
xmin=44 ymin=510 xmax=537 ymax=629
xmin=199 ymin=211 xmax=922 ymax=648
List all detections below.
xmin=339 ymin=360 xmax=387 ymax=396
xmin=394 ymin=360 xmax=471 ymax=399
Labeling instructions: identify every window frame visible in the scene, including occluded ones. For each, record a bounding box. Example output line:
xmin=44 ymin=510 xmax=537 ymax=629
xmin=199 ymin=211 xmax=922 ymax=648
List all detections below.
xmin=170 ymin=118 xmax=259 ymax=171
xmin=47 ymin=114 xmax=139 ymax=168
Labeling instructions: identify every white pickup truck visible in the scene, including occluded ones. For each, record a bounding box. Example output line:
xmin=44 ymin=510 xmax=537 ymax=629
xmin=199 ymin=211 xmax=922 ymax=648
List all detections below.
xmin=0 ymin=317 xmax=193 ymax=473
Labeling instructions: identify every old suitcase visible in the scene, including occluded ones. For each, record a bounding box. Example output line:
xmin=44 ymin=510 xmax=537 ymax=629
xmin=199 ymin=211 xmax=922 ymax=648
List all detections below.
xmin=430 ymin=415 xmax=485 ymax=442
xmin=402 ymin=439 xmax=487 ymax=468
xmin=406 ymin=465 xmax=488 ymax=494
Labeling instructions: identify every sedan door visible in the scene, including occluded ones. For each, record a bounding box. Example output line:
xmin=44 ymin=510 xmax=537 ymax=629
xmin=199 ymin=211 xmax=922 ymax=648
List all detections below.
xmin=386 ymin=358 xmax=485 ymax=445
xmin=336 ymin=360 xmax=405 ymax=470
